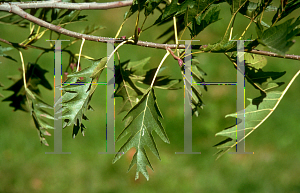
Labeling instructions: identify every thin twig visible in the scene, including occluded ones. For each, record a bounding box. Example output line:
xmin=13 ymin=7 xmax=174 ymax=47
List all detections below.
xmin=1 ymin=5 xmax=300 ymax=61
xmin=0 ymin=1 xmax=133 ymax=11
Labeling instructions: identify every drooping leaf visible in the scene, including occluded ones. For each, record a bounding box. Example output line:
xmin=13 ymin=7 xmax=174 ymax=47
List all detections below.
xmin=26 ymin=88 xmax=53 ymax=146
xmin=272 ymin=0 xmax=300 ymax=24
xmin=113 ymin=88 xmax=169 ymax=181
xmin=2 ymin=63 xmax=52 ymax=111
xmin=214 ymin=68 xmax=299 ymax=159
xmin=214 ymin=90 xmax=286 ymax=159
xmin=181 ymin=57 xmax=207 ymax=117
xmin=257 ymin=16 xmax=300 ymax=55
xmin=60 ymin=58 xmax=106 ymax=138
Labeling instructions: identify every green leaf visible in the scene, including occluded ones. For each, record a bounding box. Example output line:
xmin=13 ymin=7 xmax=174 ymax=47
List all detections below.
xmin=115 ymin=57 xmax=182 ymax=114
xmin=202 ymin=36 xmax=238 ymax=52
xmin=257 ymin=16 xmax=300 ymax=55
xmin=229 ymin=52 xmax=267 ymax=70
xmin=238 ymin=0 xmax=275 ymax=18
xmin=115 ymin=59 xmax=148 ymax=114
xmin=145 ymin=0 xmax=164 ymax=16
xmin=161 ymin=0 xmax=195 ymax=22
xmin=189 ymin=5 xmax=221 ymax=38
xmin=26 ymin=89 xmax=53 ymax=146
xmin=2 ymin=63 xmax=52 ymax=111
xmin=60 ymin=58 xmax=106 ymax=138
xmin=124 ymin=0 xmax=145 ymax=19
xmin=272 ymin=0 xmax=300 ymax=24
xmin=113 ymin=88 xmax=169 ymax=181
xmin=248 ymin=69 xmax=285 ymax=92
xmin=214 ymin=91 xmax=285 ymax=159
xmin=227 ymin=53 xmax=285 ymax=92
xmin=181 ymin=57 xmax=207 ymax=116
xmin=141 ymin=66 xmax=182 ymax=90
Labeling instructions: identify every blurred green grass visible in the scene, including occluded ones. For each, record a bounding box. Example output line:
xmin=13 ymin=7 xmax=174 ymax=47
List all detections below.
xmin=0 ymin=1 xmax=300 ymax=192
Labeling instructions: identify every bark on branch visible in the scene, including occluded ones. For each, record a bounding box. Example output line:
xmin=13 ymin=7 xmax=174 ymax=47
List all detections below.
xmin=0 ymin=1 xmax=299 ymax=61
xmin=0 ymin=1 xmax=133 ymax=11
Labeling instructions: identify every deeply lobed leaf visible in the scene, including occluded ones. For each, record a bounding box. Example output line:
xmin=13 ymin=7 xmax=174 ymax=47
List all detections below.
xmin=60 ymin=58 xmax=106 ymax=137
xmin=113 ymin=88 xmax=169 ymax=181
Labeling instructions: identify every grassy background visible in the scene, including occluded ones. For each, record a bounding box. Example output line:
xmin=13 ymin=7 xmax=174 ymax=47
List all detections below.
xmin=0 ymin=1 xmax=300 ymax=192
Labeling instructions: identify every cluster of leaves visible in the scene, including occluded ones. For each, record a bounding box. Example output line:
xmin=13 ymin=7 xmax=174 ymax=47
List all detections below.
xmin=0 ymin=7 xmax=103 ymax=144
xmin=0 ymin=0 xmax=300 ymax=181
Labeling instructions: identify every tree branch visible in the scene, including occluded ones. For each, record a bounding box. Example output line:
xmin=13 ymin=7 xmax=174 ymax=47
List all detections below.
xmin=0 ymin=1 xmax=133 ymax=11
xmin=1 ymin=3 xmax=299 ymax=61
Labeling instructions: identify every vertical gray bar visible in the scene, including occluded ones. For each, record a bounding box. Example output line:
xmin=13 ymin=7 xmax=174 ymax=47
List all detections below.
xmin=99 ymin=40 xmax=120 ymax=154
xmin=176 ymin=40 xmax=200 ymax=154
xmin=46 ymin=40 xmax=71 ymax=154
xmin=229 ymin=40 xmax=253 ymax=155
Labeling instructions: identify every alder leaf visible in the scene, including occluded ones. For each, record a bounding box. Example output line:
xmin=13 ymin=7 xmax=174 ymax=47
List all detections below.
xmin=113 ymin=88 xmax=169 ymax=181
xmin=60 ymin=58 xmax=106 ymax=138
